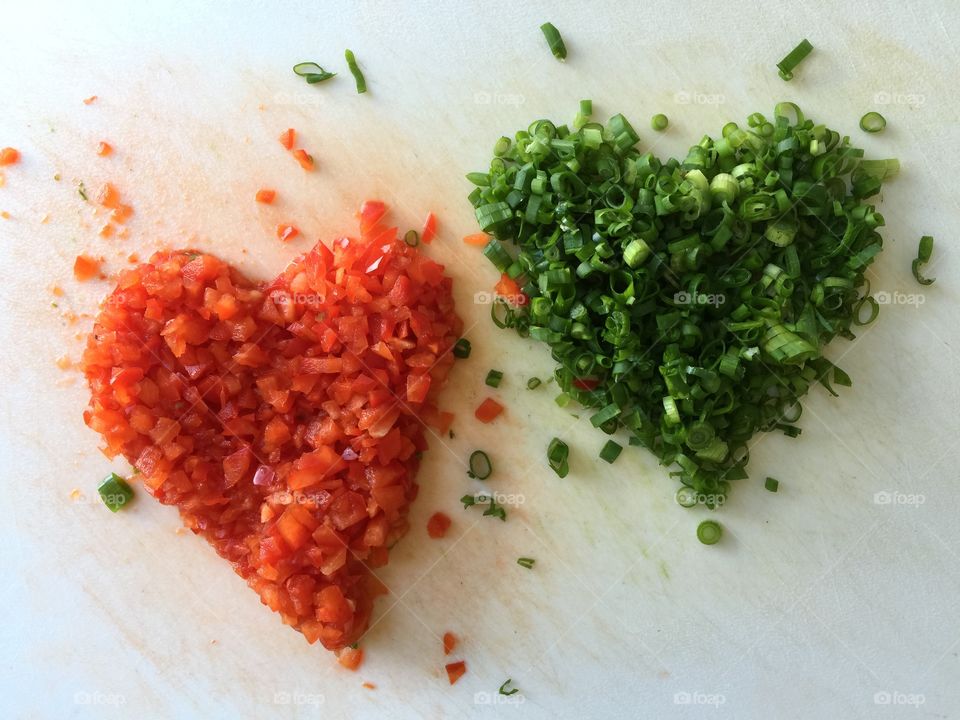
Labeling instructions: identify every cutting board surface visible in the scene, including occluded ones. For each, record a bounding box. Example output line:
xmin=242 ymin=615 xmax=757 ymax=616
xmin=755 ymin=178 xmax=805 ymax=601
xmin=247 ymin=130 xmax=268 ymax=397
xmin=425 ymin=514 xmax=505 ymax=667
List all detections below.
xmin=2 ymin=2 xmax=959 ymax=718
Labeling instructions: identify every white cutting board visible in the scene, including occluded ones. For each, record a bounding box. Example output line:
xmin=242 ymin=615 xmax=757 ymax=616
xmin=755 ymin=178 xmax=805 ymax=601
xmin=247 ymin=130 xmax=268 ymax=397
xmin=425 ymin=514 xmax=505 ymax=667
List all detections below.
xmin=1 ymin=1 xmax=959 ymax=718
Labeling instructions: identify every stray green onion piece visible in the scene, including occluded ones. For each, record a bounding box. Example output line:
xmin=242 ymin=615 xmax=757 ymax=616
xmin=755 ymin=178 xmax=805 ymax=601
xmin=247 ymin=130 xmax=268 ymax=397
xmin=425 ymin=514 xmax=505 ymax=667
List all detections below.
xmin=485 ymin=369 xmax=504 ymax=388
xmin=696 ymin=520 xmax=723 ymax=545
xmin=404 ymin=229 xmax=420 ymax=247
xmin=292 ymin=61 xmax=336 ymax=84
xmin=764 ymin=476 xmax=780 ymax=492
xmin=651 ymin=113 xmax=669 ymax=131
xmin=344 ymin=49 xmax=366 ymax=93
xmin=599 ymin=440 xmax=622 ymax=464
xmin=467 ymin=450 xmax=493 ymax=480
xmin=859 ymin=111 xmax=886 ymax=134
xmin=547 ymin=437 xmax=570 ymax=478
xmin=461 ymin=493 xmax=506 ymax=520
xmin=912 ymin=235 xmax=936 ymax=285
xmin=776 ymin=39 xmax=813 ymax=81
xmin=516 ymin=557 xmax=535 ymax=569
xmin=499 ymin=679 xmax=520 ymax=695
xmin=526 ymin=377 xmax=542 ymax=390
xmin=453 ymin=338 xmax=471 ymax=359
xmin=98 ymin=472 xmax=134 ymax=512
xmin=540 ymin=22 xmax=567 ymax=61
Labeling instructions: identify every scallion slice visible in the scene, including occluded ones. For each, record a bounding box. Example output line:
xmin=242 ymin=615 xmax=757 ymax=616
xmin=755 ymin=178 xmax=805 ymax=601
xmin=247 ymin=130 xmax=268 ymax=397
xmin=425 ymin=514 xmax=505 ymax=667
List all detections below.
xmin=651 ymin=113 xmax=669 ymax=131
xmin=540 ymin=22 xmax=567 ymax=61
xmin=776 ymin=39 xmax=813 ymax=80
xmin=485 ymin=369 xmax=504 ymax=388
xmin=292 ymin=62 xmax=336 ymax=84
xmin=404 ymin=229 xmax=420 ymax=247
xmin=599 ymin=440 xmax=622 ymax=463
xmin=516 ymin=557 xmax=535 ymax=569
xmin=764 ymin=476 xmax=779 ymax=492
xmin=526 ymin=377 xmax=542 ymax=390
xmin=912 ymin=235 xmax=935 ymax=285
xmin=453 ymin=338 xmax=471 ymax=358
xmin=98 ymin=472 xmax=133 ymax=512
xmin=859 ymin=111 xmax=886 ymax=133
xmin=344 ymin=49 xmax=366 ymax=93
xmin=468 ymin=450 xmax=493 ymax=480
xmin=696 ymin=520 xmax=723 ymax=545
xmin=547 ymin=437 xmax=569 ymax=477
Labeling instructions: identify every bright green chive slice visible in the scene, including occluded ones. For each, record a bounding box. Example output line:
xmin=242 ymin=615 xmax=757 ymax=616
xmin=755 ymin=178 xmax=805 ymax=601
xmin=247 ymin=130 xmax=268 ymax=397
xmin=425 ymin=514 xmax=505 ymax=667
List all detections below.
xmin=293 ymin=62 xmax=336 ymax=83
xmin=547 ymin=437 xmax=569 ymax=477
xmin=526 ymin=377 xmax=541 ymax=389
xmin=98 ymin=472 xmax=134 ymax=512
xmin=404 ymin=230 xmax=419 ymax=247
xmin=859 ymin=111 xmax=886 ymax=133
xmin=500 ymin=678 xmax=520 ymax=695
xmin=912 ymin=235 xmax=935 ymax=285
xmin=516 ymin=558 xmax=535 ymax=570
xmin=468 ymin=450 xmax=493 ymax=480
xmin=697 ymin=520 xmax=723 ymax=545
xmin=764 ymin=476 xmax=780 ymax=492
xmin=344 ymin=49 xmax=366 ymax=93
xmin=651 ymin=113 xmax=669 ymax=131
xmin=599 ymin=440 xmax=622 ymax=463
xmin=676 ymin=487 xmax=698 ymax=508
xmin=540 ymin=22 xmax=567 ymax=60
xmin=453 ymin=338 xmax=471 ymax=358
xmin=777 ymin=39 xmax=813 ymax=80
xmin=485 ymin=369 xmax=504 ymax=388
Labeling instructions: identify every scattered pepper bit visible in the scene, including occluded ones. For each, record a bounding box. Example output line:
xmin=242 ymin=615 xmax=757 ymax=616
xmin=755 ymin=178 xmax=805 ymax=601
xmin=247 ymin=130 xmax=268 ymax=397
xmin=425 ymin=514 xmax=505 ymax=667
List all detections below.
xmin=83 ymin=95 xmax=98 ymax=105
xmin=361 ymin=682 xmax=376 ymax=690
xmin=337 ymin=647 xmax=364 ymax=671
xmin=445 ymin=660 xmax=467 ymax=685
xmin=463 ymin=232 xmax=489 ymax=247
xmin=73 ymin=254 xmax=102 ymax=281
xmin=95 ymin=182 xmax=119 ymax=209
xmin=474 ymin=397 xmax=504 ymax=424
xmin=40 ymin=213 xmax=50 ymax=224
xmin=51 ymin=285 xmax=64 ymax=297
xmin=127 ymin=253 xmax=139 ymax=264
xmin=69 ymin=488 xmax=82 ymax=501
xmin=421 ymin=212 xmax=437 ymax=244
xmin=277 ymin=224 xmax=300 ymax=242
xmin=111 ymin=203 xmax=134 ymax=224
xmin=0 ymin=148 xmax=20 ymax=166
xmin=279 ymin=128 xmax=295 ymax=150
xmin=427 ymin=512 xmax=452 ymax=539
xmin=56 ymin=355 xmax=72 ymax=370
xmin=292 ymin=148 xmax=314 ymax=171
xmin=255 ymin=189 xmax=276 ymax=204
xmin=443 ymin=632 xmax=457 ymax=655
xmin=0 ymin=211 xmax=9 ymax=220
xmin=99 ymin=223 xmax=114 ymax=238
xmin=96 ymin=141 xmax=113 ymax=157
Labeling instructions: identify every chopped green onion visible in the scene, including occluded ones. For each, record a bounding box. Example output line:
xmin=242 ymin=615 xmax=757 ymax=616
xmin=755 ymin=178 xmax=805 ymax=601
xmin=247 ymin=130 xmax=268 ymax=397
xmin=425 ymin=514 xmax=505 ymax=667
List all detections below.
xmin=292 ymin=62 xmax=336 ymax=84
xmin=98 ymin=472 xmax=133 ymax=512
xmin=859 ymin=111 xmax=886 ymax=133
xmin=516 ymin=557 xmax=535 ymax=569
xmin=764 ymin=476 xmax=779 ymax=492
xmin=696 ymin=520 xmax=723 ymax=545
xmin=485 ymin=369 xmax=504 ymax=388
xmin=467 ymin=450 xmax=493 ymax=480
xmin=912 ymin=235 xmax=935 ymax=285
xmin=526 ymin=377 xmax=542 ymax=389
xmin=776 ymin=39 xmax=813 ymax=81
xmin=651 ymin=113 xmax=669 ymax=131
xmin=453 ymin=338 xmax=471 ymax=358
xmin=483 ymin=496 xmax=507 ymax=521
xmin=547 ymin=437 xmax=569 ymax=477
xmin=344 ymin=49 xmax=366 ymax=93
xmin=404 ymin=229 xmax=419 ymax=247
xmin=499 ymin=679 xmax=520 ymax=695
xmin=460 ymin=494 xmax=477 ymax=508
xmin=78 ymin=182 xmax=88 ymax=201
xmin=540 ymin=22 xmax=567 ymax=61
xmin=599 ymin=440 xmax=622 ymax=464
